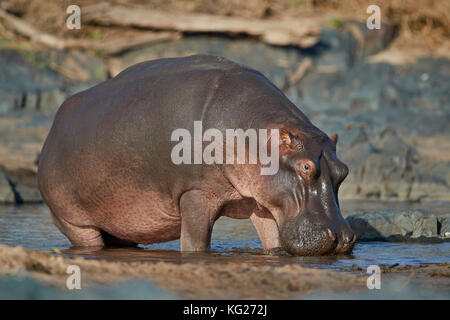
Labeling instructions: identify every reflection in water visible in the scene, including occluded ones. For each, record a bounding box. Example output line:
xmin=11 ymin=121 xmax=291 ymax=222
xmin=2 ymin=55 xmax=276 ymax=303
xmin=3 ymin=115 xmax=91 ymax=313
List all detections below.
xmin=0 ymin=202 xmax=449 ymax=271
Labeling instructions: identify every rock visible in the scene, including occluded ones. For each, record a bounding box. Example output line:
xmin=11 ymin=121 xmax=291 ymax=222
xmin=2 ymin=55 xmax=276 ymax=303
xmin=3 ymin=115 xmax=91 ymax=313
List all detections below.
xmin=119 ymin=35 xmax=300 ymax=92
xmin=343 ymin=21 xmax=397 ymax=63
xmin=0 ymin=168 xmax=42 ymax=204
xmin=0 ymin=112 xmax=52 ymax=174
xmin=310 ymin=28 xmax=356 ymax=73
xmin=339 ymin=126 xmax=420 ymax=200
xmin=312 ymin=115 xmax=450 ymax=201
xmin=301 ymin=58 xmax=450 ymax=136
xmin=438 ymin=215 xmax=450 ymax=238
xmin=0 ymin=49 xmax=106 ymax=116
xmin=0 ymin=169 xmax=15 ymax=204
xmin=13 ymin=183 xmax=43 ymax=204
xmin=0 ymin=49 xmax=64 ymax=115
xmin=38 ymin=89 xmax=67 ymax=116
xmin=345 ymin=209 xmax=445 ymax=242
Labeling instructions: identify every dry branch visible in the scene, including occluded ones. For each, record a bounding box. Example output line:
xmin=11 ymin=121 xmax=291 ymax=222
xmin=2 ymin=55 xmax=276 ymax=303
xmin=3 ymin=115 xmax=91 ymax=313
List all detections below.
xmin=64 ymin=31 xmax=180 ymax=55
xmin=289 ymin=57 xmax=313 ymax=85
xmin=83 ymin=3 xmax=321 ymax=48
xmin=0 ymin=8 xmax=177 ymax=54
xmin=0 ymin=8 xmax=64 ymax=49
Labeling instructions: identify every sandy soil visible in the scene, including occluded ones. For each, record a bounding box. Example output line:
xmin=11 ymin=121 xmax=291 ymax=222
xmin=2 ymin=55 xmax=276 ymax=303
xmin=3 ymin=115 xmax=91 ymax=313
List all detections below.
xmin=0 ymin=244 xmax=448 ymax=299
xmin=0 ymin=244 xmax=365 ymax=299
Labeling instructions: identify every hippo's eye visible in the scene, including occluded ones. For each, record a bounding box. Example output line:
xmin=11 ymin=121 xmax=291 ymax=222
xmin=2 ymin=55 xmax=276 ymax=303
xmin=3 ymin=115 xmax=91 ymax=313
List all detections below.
xmin=297 ymin=159 xmax=317 ymax=180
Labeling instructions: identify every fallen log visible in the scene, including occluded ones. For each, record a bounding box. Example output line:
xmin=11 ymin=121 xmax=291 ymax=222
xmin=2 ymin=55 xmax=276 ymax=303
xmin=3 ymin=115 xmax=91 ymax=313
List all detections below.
xmin=64 ymin=31 xmax=180 ymax=55
xmin=0 ymin=8 xmax=177 ymax=54
xmin=83 ymin=3 xmax=321 ymax=48
xmin=0 ymin=8 xmax=64 ymax=49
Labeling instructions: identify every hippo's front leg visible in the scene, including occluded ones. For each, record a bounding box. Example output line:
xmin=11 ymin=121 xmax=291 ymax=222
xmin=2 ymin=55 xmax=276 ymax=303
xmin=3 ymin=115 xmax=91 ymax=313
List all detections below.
xmin=179 ymin=190 xmax=220 ymax=251
xmin=250 ymin=206 xmax=280 ymax=250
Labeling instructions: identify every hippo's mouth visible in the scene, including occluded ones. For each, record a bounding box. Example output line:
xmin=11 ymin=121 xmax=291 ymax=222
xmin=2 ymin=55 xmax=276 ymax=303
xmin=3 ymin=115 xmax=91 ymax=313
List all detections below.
xmin=278 ymin=215 xmax=356 ymax=256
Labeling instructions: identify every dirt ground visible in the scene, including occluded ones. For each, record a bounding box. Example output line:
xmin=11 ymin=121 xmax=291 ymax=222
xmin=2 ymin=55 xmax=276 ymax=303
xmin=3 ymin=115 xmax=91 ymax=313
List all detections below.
xmin=2 ymin=0 xmax=448 ymax=37
xmin=0 ymin=244 xmax=448 ymax=299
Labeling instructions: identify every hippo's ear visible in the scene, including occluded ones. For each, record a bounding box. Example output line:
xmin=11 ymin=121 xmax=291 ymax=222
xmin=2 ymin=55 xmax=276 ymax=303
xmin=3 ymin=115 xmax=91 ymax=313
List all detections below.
xmin=280 ymin=130 xmax=292 ymax=145
xmin=330 ymin=133 xmax=338 ymax=144
xmin=278 ymin=129 xmax=295 ymax=155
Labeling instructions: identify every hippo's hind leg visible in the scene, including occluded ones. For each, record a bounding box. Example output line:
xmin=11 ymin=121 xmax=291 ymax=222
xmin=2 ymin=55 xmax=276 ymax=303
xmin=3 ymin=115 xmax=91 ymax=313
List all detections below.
xmin=52 ymin=213 xmax=138 ymax=247
xmin=51 ymin=211 xmax=104 ymax=247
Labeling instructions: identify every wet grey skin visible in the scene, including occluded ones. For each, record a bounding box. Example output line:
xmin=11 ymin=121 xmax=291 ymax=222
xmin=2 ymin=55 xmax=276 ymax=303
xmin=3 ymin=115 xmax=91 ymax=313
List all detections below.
xmin=37 ymin=54 xmax=355 ymax=256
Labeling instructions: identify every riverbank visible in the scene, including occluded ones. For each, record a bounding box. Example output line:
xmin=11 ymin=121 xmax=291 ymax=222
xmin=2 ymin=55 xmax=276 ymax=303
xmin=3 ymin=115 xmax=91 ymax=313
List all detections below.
xmin=0 ymin=244 xmax=448 ymax=299
xmin=1 ymin=202 xmax=449 ymax=299
xmin=0 ymin=244 xmax=365 ymax=299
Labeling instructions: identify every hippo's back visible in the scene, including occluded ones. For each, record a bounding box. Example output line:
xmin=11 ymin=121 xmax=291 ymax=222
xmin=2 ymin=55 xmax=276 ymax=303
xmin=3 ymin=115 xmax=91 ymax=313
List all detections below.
xmin=39 ymin=55 xmax=244 ymax=186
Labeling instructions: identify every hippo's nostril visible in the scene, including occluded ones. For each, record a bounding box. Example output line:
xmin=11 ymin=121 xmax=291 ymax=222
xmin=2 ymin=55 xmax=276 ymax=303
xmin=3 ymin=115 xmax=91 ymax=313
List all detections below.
xmin=342 ymin=231 xmax=355 ymax=244
xmin=333 ymin=231 xmax=356 ymax=255
xmin=327 ymin=228 xmax=335 ymax=241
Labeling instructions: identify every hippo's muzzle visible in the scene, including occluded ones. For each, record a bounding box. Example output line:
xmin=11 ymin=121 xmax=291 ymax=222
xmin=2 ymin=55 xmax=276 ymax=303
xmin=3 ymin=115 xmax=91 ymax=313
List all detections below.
xmin=279 ymin=210 xmax=356 ymax=256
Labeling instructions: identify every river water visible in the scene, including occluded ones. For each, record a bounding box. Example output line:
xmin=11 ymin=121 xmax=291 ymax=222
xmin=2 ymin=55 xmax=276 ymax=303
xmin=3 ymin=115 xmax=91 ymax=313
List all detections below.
xmin=0 ymin=200 xmax=449 ymax=271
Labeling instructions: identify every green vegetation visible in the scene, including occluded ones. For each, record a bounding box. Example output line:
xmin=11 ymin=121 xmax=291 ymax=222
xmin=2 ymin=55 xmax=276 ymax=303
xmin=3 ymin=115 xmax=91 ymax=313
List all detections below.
xmin=0 ymin=38 xmax=10 ymax=49
xmin=291 ymin=0 xmax=304 ymax=7
xmin=17 ymin=50 xmax=49 ymax=70
xmin=329 ymin=16 xmax=343 ymax=29
xmin=94 ymin=63 xmax=105 ymax=81
xmin=90 ymin=29 xmax=102 ymax=41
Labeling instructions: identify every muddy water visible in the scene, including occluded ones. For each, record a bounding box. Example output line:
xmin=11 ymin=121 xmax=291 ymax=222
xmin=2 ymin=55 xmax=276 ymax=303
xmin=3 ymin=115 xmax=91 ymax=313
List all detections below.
xmin=0 ymin=201 xmax=449 ymax=271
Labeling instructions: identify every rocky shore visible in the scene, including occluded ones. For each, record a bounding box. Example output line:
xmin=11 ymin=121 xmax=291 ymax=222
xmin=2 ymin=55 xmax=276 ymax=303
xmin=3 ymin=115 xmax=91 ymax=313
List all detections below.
xmin=346 ymin=210 xmax=450 ymax=242
xmin=0 ymin=13 xmax=449 ymax=203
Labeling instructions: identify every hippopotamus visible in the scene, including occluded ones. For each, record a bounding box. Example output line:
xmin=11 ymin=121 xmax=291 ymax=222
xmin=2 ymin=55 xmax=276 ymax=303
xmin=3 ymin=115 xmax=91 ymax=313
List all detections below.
xmin=38 ymin=54 xmax=355 ymax=256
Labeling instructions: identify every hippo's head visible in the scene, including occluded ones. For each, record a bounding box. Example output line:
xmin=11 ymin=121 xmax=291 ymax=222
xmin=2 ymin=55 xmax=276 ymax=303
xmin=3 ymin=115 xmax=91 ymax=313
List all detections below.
xmin=247 ymin=127 xmax=355 ymax=256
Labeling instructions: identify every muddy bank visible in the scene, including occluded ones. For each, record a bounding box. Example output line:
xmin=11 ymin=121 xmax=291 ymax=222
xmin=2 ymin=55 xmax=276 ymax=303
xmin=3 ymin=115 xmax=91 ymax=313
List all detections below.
xmin=0 ymin=244 xmax=366 ymax=299
xmin=1 ymin=244 xmax=449 ymax=299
